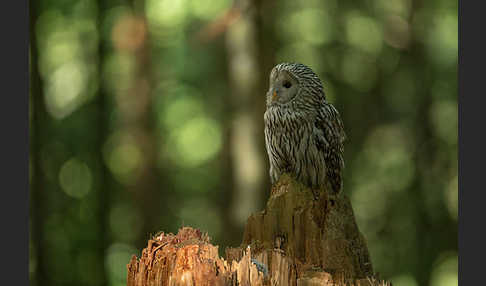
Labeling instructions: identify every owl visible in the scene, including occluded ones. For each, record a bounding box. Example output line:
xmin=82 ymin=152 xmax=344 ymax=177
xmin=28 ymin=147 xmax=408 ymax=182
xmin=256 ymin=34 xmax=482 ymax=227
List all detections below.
xmin=264 ymin=63 xmax=346 ymax=194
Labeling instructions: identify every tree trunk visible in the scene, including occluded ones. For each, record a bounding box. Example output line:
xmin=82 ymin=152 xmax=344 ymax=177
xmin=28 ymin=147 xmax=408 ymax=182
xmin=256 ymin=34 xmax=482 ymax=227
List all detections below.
xmin=126 ymin=175 xmax=390 ymax=285
xmin=111 ymin=6 xmax=161 ymax=245
xmin=225 ymin=0 xmax=270 ymax=229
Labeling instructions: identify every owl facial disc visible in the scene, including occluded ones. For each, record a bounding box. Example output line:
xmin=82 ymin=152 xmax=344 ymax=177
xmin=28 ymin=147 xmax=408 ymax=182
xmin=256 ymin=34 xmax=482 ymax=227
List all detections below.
xmin=267 ymin=69 xmax=299 ymax=106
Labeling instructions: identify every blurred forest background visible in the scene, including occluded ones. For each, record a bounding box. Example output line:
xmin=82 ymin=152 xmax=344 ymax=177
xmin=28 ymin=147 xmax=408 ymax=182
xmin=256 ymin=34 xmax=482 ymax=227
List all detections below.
xmin=29 ymin=0 xmax=457 ymax=285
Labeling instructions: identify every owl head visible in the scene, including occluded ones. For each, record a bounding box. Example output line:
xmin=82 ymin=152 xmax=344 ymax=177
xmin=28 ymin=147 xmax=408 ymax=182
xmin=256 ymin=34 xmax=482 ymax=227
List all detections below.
xmin=266 ymin=62 xmax=325 ymax=107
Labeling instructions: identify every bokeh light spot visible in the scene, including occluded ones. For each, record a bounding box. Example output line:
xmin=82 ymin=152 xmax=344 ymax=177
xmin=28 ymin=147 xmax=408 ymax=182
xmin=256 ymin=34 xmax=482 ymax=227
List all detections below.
xmin=36 ymin=9 xmax=97 ymax=120
xmin=103 ymin=53 xmax=135 ymax=96
xmin=160 ymin=92 xmax=205 ymax=129
xmin=426 ymin=12 xmax=458 ymax=67
xmin=346 ymin=12 xmax=383 ymax=55
xmin=189 ymin=0 xmax=230 ymax=20
xmin=59 ymin=158 xmax=92 ymax=199
xmin=340 ymin=51 xmax=378 ymax=91
xmin=104 ymin=132 xmax=143 ymax=185
xmin=430 ymin=252 xmax=458 ymax=286
xmin=167 ymin=117 xmax=222 ymax=168
xmin=430 ymin=99 xmax=457 ymax=145
xmin=351 ymin=124 xmax=414 ymax=229
xmin=146 ymin=0 xmax=188 ymax=28
xmin=281 ymin=9 xmax=334 ymax=46
xmin=45 ymin=61 xmax=88 ymax=119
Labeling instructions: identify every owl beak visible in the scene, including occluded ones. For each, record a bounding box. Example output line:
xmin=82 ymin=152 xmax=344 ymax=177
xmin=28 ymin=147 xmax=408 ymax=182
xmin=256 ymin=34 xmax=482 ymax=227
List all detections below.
xmin=272 ymin=90 xmax=278 ymax=101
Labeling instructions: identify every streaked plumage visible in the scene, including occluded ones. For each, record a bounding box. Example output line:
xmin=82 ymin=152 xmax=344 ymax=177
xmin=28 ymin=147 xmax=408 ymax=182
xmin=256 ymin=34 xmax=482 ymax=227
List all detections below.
xmin=264 ymin=63 xmax=346 ymax=194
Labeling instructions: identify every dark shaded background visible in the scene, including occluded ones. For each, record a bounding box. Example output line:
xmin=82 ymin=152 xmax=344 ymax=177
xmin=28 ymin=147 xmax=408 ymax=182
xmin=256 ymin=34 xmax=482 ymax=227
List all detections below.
xmin=29 ymin=0 xmax=457 ymax=285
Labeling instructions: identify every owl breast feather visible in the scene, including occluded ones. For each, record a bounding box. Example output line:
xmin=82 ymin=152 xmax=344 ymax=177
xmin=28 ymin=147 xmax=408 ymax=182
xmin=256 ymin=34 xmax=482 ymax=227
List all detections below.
xmin=264 ymin=106 xmax=326 ymax=188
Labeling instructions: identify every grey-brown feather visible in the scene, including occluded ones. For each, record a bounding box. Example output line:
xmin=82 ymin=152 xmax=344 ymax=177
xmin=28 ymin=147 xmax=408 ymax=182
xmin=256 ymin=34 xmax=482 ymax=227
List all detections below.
xmin=264 ymin=63 xmax=346 ymax=193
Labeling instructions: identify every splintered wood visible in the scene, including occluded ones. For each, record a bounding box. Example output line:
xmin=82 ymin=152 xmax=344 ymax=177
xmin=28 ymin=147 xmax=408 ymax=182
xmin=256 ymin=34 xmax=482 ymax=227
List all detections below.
xmin=127 ymin=175 xmax=391 ymax=286
xmin=126 ymin=227 xmax=265 ymax=286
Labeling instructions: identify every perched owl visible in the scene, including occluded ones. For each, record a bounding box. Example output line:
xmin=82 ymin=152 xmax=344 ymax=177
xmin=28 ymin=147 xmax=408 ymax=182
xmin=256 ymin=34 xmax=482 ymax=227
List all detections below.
xmin=264 ymin=63 xmax=346 ymax=194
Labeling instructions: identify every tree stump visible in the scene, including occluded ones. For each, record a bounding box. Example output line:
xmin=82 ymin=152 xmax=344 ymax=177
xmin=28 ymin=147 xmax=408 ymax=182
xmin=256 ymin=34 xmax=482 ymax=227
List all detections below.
xmin=126 ymin=174 xmax=390 ymax=285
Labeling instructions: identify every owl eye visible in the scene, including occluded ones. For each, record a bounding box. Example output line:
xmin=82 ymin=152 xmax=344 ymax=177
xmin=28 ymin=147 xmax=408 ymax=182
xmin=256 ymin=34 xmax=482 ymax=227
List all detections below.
xmin=283 ymin=80 xmax=292 ymax=88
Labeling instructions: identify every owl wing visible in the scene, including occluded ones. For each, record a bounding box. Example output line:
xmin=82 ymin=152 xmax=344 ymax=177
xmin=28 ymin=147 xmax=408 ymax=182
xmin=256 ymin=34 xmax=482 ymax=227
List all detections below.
xmin=314 ymin=102 xmax=346 ymax=194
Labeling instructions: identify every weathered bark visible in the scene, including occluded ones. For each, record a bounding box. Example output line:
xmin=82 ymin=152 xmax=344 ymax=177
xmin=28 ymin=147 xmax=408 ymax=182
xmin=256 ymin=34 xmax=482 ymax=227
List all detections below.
xmin=127 ymin=175 xmax=390 ymax=285
xmin=240 ymin=174 xmax=374 ymax=281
